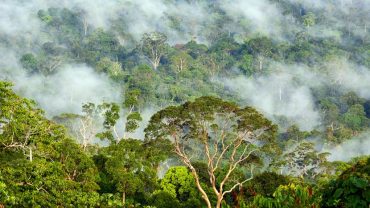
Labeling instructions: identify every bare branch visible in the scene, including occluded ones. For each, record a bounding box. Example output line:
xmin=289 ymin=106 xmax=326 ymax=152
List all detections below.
xmin=222 ymin=166 xmax=255 ymax=197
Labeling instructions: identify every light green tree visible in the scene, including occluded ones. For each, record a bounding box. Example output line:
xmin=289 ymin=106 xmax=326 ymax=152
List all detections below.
xmin=141 ymin=32 xmax=168 ymax=70
xmin=146 ymin=96 xmax=277 ymax=208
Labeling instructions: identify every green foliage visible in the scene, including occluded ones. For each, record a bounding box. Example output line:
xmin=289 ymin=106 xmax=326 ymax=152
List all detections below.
xmin=146 ymin=96 xmax=277 ymax=142
xmin=244 ymin=172 xmax=290 ymax=199
xmin=83 ymin=28 xmax=120 ymax=64
xmin=341 ymin=104 xmax=369 ymax=131
xmin=125 ymin=112 xmax=142 ymax=133
xmin=149 ymin=190 xmax=181 ymax=208
xmin=0 ymin=179 xmax=15 ymax=205
xmin=245 ymin=36 xmax=275 ymax=72
xmin=0 ymin=81 xmax=100 ymax=207
xmin=146 ymin=96 xmax=277 ymax=207
xmin=100 ymin=138 xmax=171 ymax=205
xmin=126 ymin=64 xmax=159 ymax=103
xmin=20 ymin=53 xmax=39 ymax=73
xmin=303 ymin=12 xmax=316 ymax=28
xmin=124 ymin=89 xmax=141 ymax=109
xmin=160 ymin=166 xmax=200 ymax=202
xmin=96 ymin=57 xmax=125 ymax=80
xmin=247 ymin=183 xmax=320 ymax=208
xmin=2 ymin=1 xmax=370 ymax=207
xmin=141 ymin=32 xmax=169 ymax=70
xmin=239 ymin=54 xmax=254 ymax=76
xmin=183 ymin=40 xmax=208 ymax=59
xmin=321 ymin=157 xmax=370 ymax=208
xmin=169 ymin=50 xmax=193 ymax=73
xmin=37 ymin=9 xmax=53 ymax=23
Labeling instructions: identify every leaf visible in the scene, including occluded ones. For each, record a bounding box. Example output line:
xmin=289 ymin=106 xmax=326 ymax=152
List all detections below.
xmin=333 ymin=188 xmax=343 ymax=199
xmin=351 ymin=177 xmax=368 ymax=189
xmin=363 ymin=189 xmax=370 ymax=202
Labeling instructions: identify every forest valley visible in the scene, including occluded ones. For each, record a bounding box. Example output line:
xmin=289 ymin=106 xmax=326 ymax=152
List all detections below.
xmin=0 ymin=0 xmax=370 ymax=207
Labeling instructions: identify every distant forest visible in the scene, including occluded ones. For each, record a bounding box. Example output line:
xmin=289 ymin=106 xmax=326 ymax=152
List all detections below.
xmin=0 ymin=0 xmax=369 ymax=207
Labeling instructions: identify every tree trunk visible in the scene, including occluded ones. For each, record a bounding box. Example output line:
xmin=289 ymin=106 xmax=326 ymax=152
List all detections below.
xmin=180 ymin=59 xmax=183 ymax=72
xmin=153 ymin=61 xmax=159 ymax=71
xmin=365 ymin=23 xmax=367 ymax=33
xmin=83 ymin=18 xmax=88 ymax=36
xmin=29 ymin=147 xmax=33 ymax=162
xmin=279 ymin=87 xmax=282 ymax=101
xmin=122 ymin=191 xmax=126 ymax=205
xmin=187 ymin=166 xmax=212 ymax=208
xmin=259 ymin=59 xmax=263 ymax=71
xmin=216 ymin=195 xmax=223 ymax=208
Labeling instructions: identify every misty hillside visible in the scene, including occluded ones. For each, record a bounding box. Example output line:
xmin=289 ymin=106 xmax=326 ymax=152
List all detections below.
xmin=0 ymin=0 xmax=369 ymax=207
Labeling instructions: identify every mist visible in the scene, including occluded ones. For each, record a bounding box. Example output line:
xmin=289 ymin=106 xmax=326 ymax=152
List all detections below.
xmin=0 ymin=0 xmax=369 ymax=155
xmin=221 ymin=57 xmax=370 ymax=131
xmin=1 ymin=0 xmax=368 ymax=48
xmin=326 ymin=133 xmax=370 ymax=162
xmin=0 ymin=61 xmax=120 ymax=117
xmin=222 ymin=65 xmax=322 ymax=131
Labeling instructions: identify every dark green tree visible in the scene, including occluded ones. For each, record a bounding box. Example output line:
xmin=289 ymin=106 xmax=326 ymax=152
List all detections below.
xmin=0 ymin=81 xmax=100 ymax=207
xmin=321 ymin=157 xmax=370 ymax=208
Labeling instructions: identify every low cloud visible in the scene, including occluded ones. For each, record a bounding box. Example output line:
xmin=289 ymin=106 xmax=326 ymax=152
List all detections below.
xmin=0 ymin=58 xmax=120 ymax=117
xmin=326 ymin=133 xmax=370 ymax=161
xmin=222 ymin=64 xmax=322 ymax=131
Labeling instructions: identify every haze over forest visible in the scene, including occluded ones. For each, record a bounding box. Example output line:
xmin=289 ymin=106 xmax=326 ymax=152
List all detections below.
xmin=0 ymin=0 xmax=369 ymax=207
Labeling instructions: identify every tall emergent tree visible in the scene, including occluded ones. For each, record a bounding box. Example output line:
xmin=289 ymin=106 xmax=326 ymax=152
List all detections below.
xmin=246 ymin=37 xmax=274 ymax=72
xmin=145 ymin=96 xmax=277 ymax=208
xmin=141 ymin=32 xmax=168 ymax=70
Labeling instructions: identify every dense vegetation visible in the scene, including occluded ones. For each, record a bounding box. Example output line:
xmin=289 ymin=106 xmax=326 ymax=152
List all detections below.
xmin=1 ymin=0 xmax=369 ymax=207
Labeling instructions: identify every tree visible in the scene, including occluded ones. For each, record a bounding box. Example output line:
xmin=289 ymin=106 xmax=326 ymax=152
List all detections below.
xmin=103 ymin=138 xmax=170 ymax=205
xmin=279 ymin=141 xmax=330 ymax=179
xmin=20 ymin=53 xmax=39 ymax=73
xmin=341 ymin=104 xmax=369 ymax=132
xmin=243 ymin=172 xmax=290 ymax=199
xmin=126 ymin=64 xmax=159 ymax=103
xmin=83 ymin=28 xmax=120 ymax=64
xmin=246 ymin=37 xmax=274 ymax=72
xmin=141 ymin=32 xmax=168 ymax=70
xmin=320 ymin=99 xmax=340 ymax=141
xmin=122 ymin=89 xmax=143 ymax=139
xmin=105 ymin=139 xmax=147 ymax=205
xmin=160 ymin=166 xmax=202 ymax=205
xmin=239 ymin=54 xmax=254 ymax=76
xmin=0 ymin=82 xmax=100 ymax=207
xmin=249 ymin=183 xmax=320 ymax=208
xmin=169 ymin=51 xmax=193 ymax=73
xmin=95 ymin=57 xmax=125 ymax=81
xmin=54 ymin=112 xmax=95 ymax=151
xmin=0 ymin=179 xmax=15 ymax=206
xmin=145 ymin=96 xmax=277 ymax=208
xmin=321 ymin=156 xmax=370 ymax=208
xmin=35 ymin=42 xmax=66 ymax=75
xmin=196 ymin=55 xmax=217 ymax=78
xmin=270 ymin=126 xmax=330 ymax=179
xmin=149 ymin=191 xmax=181 ymax=208
xmin=303 ymin=12 xmax=316 ymax=28
xmin=183 ymin=40 xmax=208 ymax=59
xmin=56 ymin=92 xmax=143 ymax=146
xmin=59 ymin=97 xmax=143 ymax=146
xmin=55 ymin=102 xmax=121 ymax=148
xmin=0 ymin=81 xmax=58 ymax=162
xmin=75 ymin=9 xmax=89 ymax=36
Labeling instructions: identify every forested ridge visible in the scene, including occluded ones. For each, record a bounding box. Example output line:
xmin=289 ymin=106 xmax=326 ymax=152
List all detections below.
xmin=0 ymin=0 xmax=369 ymax=207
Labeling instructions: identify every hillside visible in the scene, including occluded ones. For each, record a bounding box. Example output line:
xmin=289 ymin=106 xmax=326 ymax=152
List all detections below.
xmin=0 ymin=0 xmax=369 ymax=207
